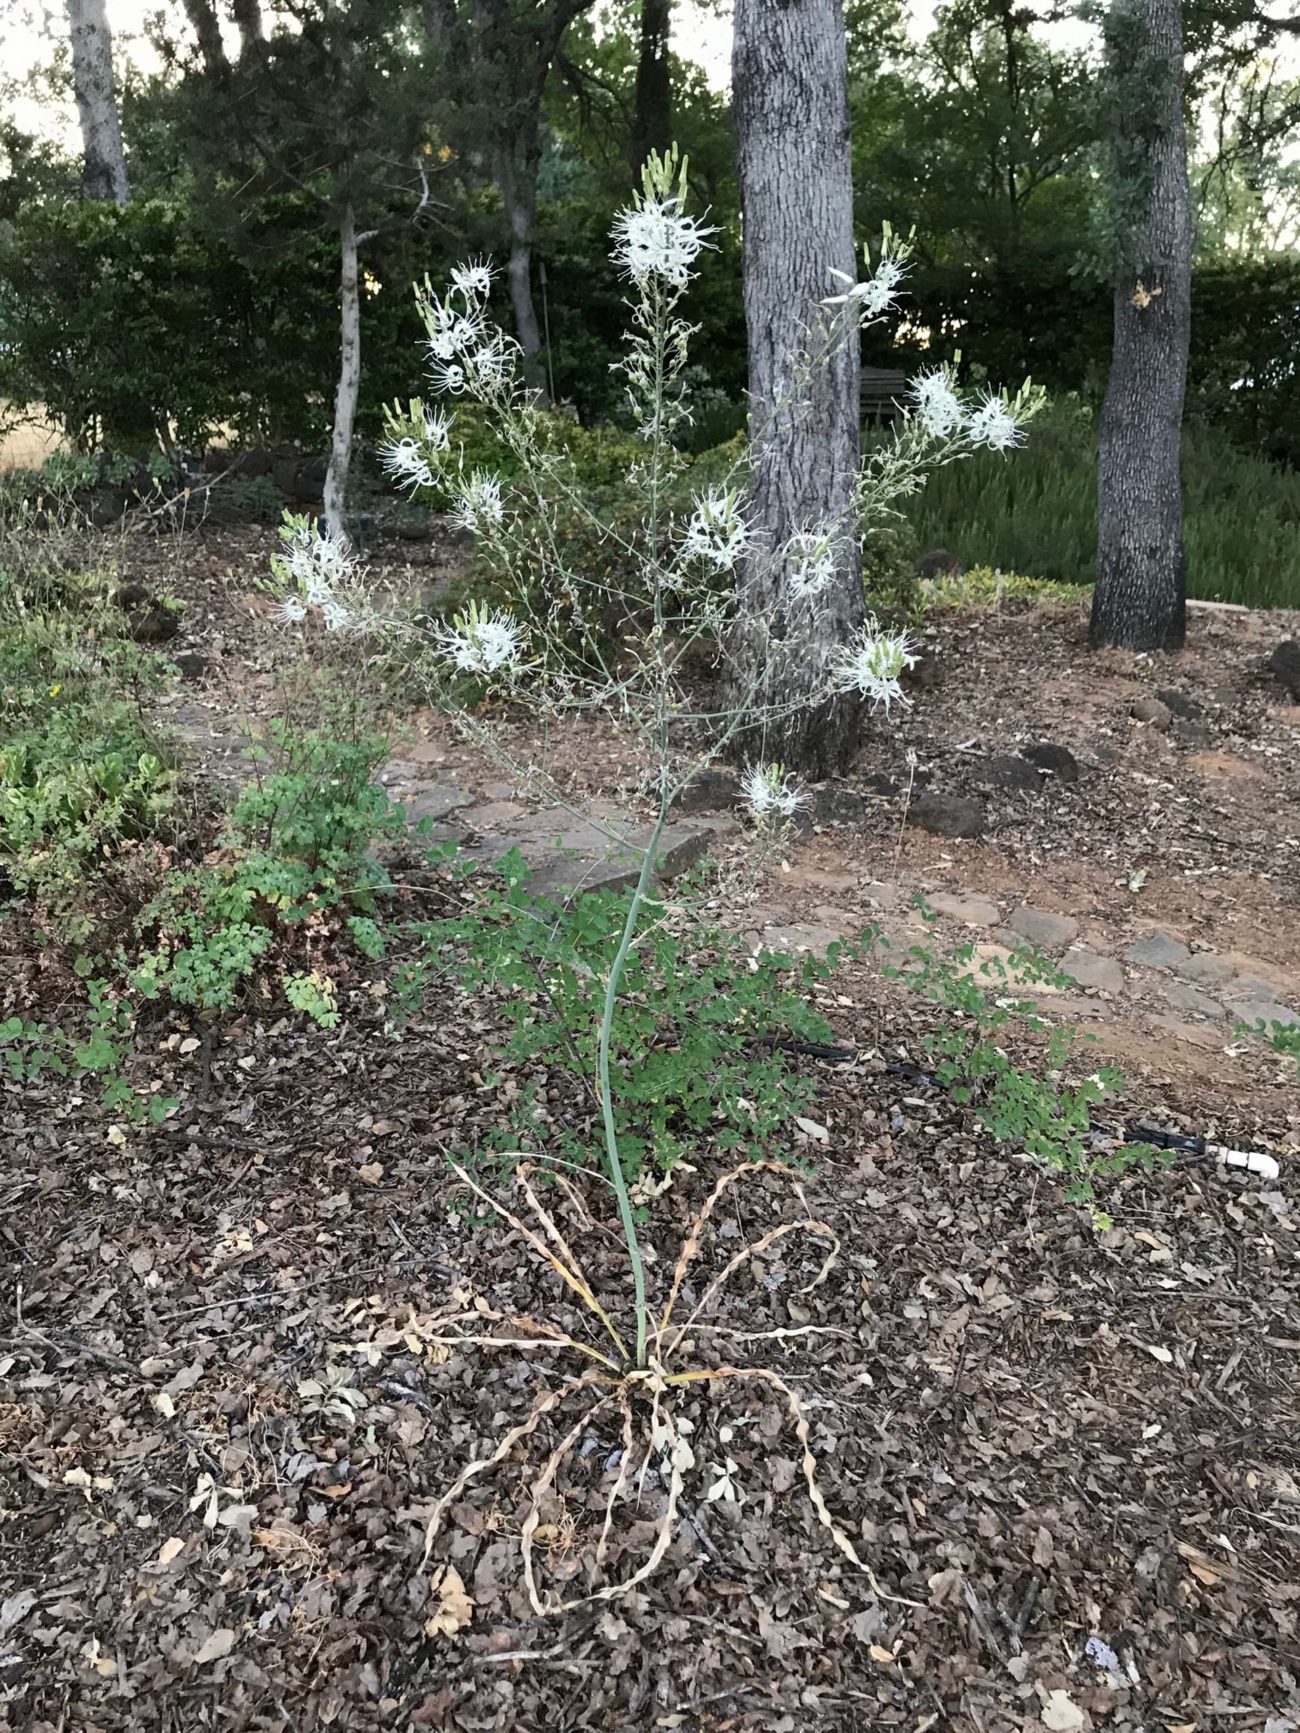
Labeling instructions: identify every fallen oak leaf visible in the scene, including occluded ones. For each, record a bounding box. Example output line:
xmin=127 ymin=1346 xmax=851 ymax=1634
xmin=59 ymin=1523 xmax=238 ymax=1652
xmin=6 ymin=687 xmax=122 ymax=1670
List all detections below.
xmin=193 ymin=1627 xmax=236 ymax=1666
xmin=424 ymin=1564 xmax=474 ymax=1637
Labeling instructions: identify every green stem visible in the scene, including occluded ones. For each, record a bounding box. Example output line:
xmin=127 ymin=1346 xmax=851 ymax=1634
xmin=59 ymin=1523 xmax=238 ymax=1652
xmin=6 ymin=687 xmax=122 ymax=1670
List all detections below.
xmin=596 ymin=799 xmax=668 ymax=1369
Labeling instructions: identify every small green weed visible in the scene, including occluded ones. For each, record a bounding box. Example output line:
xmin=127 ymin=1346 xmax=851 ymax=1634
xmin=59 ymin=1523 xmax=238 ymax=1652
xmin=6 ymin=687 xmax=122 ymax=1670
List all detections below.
xmin=405 ymin=856 xmax=844 ymax=1182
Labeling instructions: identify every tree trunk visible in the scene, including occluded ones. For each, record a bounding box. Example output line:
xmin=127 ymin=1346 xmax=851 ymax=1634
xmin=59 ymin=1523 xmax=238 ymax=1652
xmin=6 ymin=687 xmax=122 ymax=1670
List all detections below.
xmin=66 ymin=0 xmax=129 ymax=205
xmin=231 ymin=0 xmax=265 ymax=52
xmin=1090 ymin=0 xmax=1193 ymax=652
xmin=632 ymin=0 xmax=672 ymax=172
xmin=496 ymin=144 xmax=548 ymax=401
xmin=323 ymin=203 xmax=361 ymax=544
xmin=729 ymin=0 xmax=863 ymax=780
xmin=182 ymin=0 xmax=229 ymax=75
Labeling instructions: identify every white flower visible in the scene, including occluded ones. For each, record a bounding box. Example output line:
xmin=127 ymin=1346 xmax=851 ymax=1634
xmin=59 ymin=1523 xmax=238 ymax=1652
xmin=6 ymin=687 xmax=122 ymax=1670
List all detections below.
xmin=823 ymin=255 xmax=906 ymax=319
xmin=429 ymin=359 xmax=467 ymax=395
xmin=784 ymin=528 xmax=836 ymax=601
xmin=273 ymin=595 xmax=307 ymax=625
xmin=321 ymin=598 xmax=356 ymax=633
xmin=280 ymin=520 xmax=356 ymax=607
xmin=833 ymin=620 xmax=918 ymax=711
xmin=425 ymin=303 xmax=484 ymax=363
xmin=910 ymin=368 xmax=965 ymax=439
xmin=966 ymin=390 xmax=1024 ymax=452
xmin=682 ymin=487 xmax=751 ymax=573
xmin=740 ymin=762 xmax=808 ymax=822
xmin=380 ymin=408 xmax=453 ymax=494
xmin=611 ymin=196 xmax=715 ymax=287
xmin=464 ymin=336 xmax=515 ymax=394
xmin=434 ymin=601 xmax=525 ymax=676
xmin=451 ymin=471 xmax=505 ymax=535
xmin=450 ymin=258 xmax=493 ymax=299
xmin=380 ymin=436 xmax=435 ymax=493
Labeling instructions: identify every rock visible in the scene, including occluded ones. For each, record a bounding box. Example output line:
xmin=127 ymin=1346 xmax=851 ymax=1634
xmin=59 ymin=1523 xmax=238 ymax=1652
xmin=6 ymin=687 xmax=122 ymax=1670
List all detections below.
xmin=809 ymin=784 xmax=866 ymax=826
xmin=480 ymin=780 xmax=518 ymax=802
xmin=917 ymin=548 xmax=962 ymax=579
xmin=954 ymin=943 xmax=1063 ymax=996
xmin=674 ymin=768 xmax=744 ymax=815
xmin=226 ymin=446 xmax=272 ymax=479
xmin=1159 ymin=980 xmax=1224 ymax=1020
xmin=1171 ymin=718 xmax=1211 ymax=747
xmin=1020 ymin=742 xmax=1080 ymax=783
xmin=760 ymin=924 xmax=848 ymax=958
xmin=1225 ymin=999 xmax=1300 ymax=1032
xmin=1060 ymin=948 xmax=1124 ymax=995
xmin=902 ymin=647 xmax=944 ymax=691
xmin=907 ymin=793 xmax=985 ymax=838
xmin=1007 ymin=905 xmax=1079 ymax=953
xmin=135 ymin=607 xmax=180 ymax=644
xmin=1131 ymin=697 xmax=1172 ymax=730
xmin=463 ymin=801 xmax=529 ymax=829
xmin=1266 ymin=639 xmax=1300 ymax=700
xmin=396 ymin=784 xmax=477 ymax=824
xmin=862 ymin=881 xmax=901 ymax=911
xmin=862 ymin=772 xmax=899 ymax=797
xmin=1155 ymin=688 xmax=1203 ymax=721
xmin=970 ymin=755 xmax=1044 ymax=795
xmin=1226 ymin=974 xmax=1288 ymax=1003
xmin=1124 ymin=931 xmax=1190 ymax=970
xmin=928 ymin=891 xmax=1000 ymax=927
xmin=1175 ymin=952 xmax=1236 ymax=988
xmin=170 ymin=649 xmax=210 ymax=681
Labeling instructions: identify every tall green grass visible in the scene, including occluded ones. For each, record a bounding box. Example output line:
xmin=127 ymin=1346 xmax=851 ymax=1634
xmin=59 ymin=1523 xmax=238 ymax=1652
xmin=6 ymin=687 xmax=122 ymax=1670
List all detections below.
xmin=900 ymin=398 xmax=1300 ymax=609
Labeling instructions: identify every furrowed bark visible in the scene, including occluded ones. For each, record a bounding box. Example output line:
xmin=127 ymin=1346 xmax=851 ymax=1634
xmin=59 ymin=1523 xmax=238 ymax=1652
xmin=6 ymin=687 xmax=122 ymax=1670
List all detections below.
xmin=1091 ymin=0 xmax=1193 ymax=652
xmin=729 ymin=0 xmax=864 ymax=778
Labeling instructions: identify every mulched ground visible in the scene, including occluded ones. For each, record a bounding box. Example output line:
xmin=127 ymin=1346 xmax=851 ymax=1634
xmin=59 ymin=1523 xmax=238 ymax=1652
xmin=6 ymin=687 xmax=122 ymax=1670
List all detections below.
xmin=3 ymin=526 xmax=1299 ymax=1731
xmin=4 ymin=938 xmax=1299 ymax=1731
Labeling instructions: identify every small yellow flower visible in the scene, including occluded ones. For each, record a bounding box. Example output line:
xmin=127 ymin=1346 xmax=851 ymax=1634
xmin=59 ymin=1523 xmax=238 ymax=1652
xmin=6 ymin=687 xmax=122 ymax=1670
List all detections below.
xmin=48 ymin=683 xmax=62 ymax=697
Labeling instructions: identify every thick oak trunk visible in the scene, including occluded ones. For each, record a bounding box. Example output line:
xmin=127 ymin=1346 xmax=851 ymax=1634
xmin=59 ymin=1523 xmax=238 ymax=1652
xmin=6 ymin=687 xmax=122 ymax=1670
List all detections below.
xmin=729 ymin=0 xmax=863 ymax=779
xmin=496 ymin=143 xmax=548 ymax=400
xmin=323 ymin=204 xmax=361 ymax=543
xmin=632 ymin=0 xmax=672 ymax=172
xmin=66 ymin=0 xmax=129 ymax=205
xmin=1091 ymin=0 xmax=1193 ymax=652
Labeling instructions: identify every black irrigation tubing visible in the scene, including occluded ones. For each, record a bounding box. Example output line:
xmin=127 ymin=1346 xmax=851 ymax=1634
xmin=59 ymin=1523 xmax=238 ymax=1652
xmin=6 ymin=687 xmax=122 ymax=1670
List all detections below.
xmin=758 ymin=1039 xmax=1283 ymax=1186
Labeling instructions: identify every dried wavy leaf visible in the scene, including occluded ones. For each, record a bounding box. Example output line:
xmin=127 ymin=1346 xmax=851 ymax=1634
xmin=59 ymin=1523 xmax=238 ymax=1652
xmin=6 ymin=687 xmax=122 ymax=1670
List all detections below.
xmin=424 ymin=1565 xmax=474 ymax=1637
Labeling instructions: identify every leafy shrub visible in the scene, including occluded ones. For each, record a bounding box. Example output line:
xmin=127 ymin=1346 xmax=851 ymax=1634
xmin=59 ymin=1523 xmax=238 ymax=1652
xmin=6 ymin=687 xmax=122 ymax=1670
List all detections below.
xmin=0 ymin=624 xmax=181 ymax=941
xmin=918 ymin=564 xmax=1084 ymax=611
xmin=899 ymin=396 xmax=1300 ymax=608
xmin=130 ymin=720 xmax=406 ymax=1021
xmin=408 ymin=859 xmax=842 ymax=1180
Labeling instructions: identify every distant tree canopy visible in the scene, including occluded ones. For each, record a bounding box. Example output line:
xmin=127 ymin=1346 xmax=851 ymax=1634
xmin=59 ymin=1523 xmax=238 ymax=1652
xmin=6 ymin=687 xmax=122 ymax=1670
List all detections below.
xmin=0 ymin=0 xmax=1296 ymax=464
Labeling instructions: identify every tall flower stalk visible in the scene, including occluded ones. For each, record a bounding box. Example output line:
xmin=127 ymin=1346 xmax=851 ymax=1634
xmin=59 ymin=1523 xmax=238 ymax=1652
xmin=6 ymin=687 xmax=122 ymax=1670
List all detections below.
xmin=270 ymin=149 xmax=1037 ymax=1370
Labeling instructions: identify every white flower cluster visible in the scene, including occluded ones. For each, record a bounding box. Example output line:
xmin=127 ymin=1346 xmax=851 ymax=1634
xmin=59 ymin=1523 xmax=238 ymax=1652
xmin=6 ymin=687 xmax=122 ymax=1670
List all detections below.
xmin=611 ymin=196 xmax=716 ymax=287
xmin=379 ymin=406 xmax=453 ymax=494
xmin=272 ymin=515 xmax=367 ymax=633
xmin=910 ymin=369 xmax=1023 ymax=451
xmin=784 ymin=527 xmax=837 ymax=602
xmin=416 ymin=261 xmax=519 ymax=403
xmin=450 ymin=471 xmax=506 ymax=536
xmin=682 ymin=487 xmax=752 ymax=573
xmin=433 ymin=600 xmax=526 ymax=677
xmin=740 ymin=762 xmax=808 ymax=823
xmin=823 ymin=254 xmax=907 ymax=321
xmin=833 ymin=619 xmax=918 ymax=711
